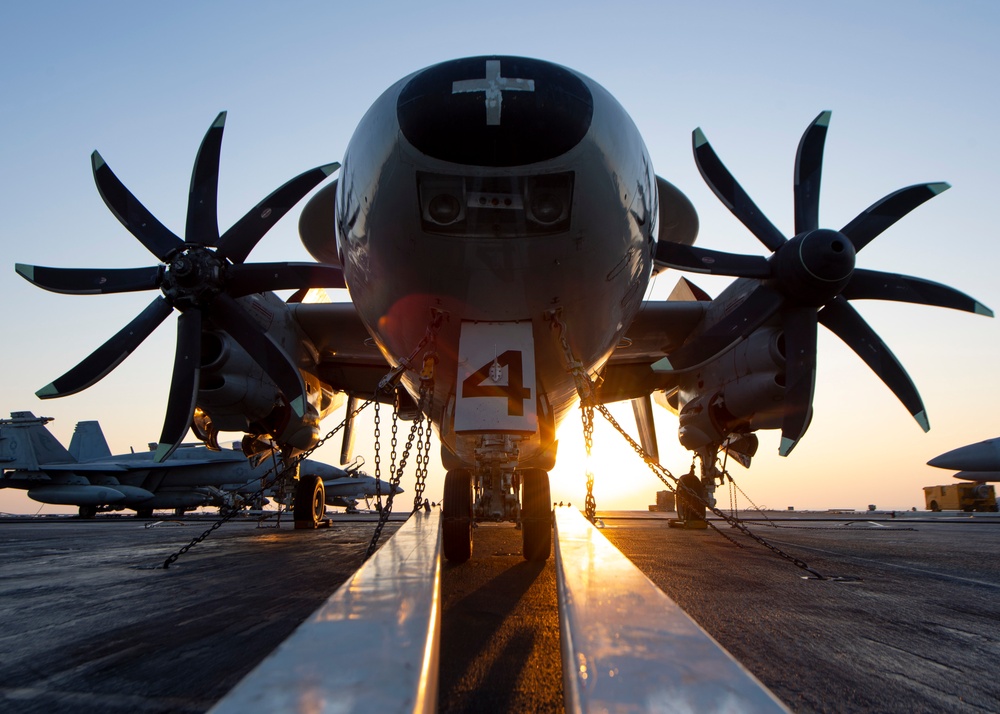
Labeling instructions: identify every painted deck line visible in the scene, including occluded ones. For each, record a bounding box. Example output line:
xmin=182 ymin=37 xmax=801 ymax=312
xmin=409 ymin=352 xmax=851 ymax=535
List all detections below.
xmin=553 ymin=506 xmax=789 ymax=713
xmin=209 ymin=509 xmax=441 ymax=714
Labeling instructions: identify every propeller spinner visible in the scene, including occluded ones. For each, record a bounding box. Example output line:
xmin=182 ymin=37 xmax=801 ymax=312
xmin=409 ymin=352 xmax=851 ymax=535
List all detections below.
xmin=655 ymin=111 xmax=993 ymax=456
xmin=16 ymin=113 xmax=344 ymax=461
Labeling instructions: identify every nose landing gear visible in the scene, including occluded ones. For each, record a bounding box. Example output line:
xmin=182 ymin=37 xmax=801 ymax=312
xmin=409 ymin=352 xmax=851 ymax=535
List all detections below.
xmin=442 ymin=466 xmax=552 ymax=563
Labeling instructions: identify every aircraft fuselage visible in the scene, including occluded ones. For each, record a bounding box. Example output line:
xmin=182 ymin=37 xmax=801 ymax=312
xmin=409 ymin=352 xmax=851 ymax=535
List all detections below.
xmin=331 ymin=57 xmax=658 ymax=468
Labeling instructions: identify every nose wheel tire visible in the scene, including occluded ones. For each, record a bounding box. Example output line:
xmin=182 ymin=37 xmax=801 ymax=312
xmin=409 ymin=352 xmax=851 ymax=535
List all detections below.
xmin=521 ymin=468 xmax=551 ymax=562
xmin=443 ymin=469 xmax=473 ymax=563
xmin=294 ymin=474 xmax=326 ymax=529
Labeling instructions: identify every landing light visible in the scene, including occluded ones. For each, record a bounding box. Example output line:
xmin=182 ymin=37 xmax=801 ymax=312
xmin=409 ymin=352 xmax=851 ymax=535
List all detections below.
xmin=417 ymin=170 xmax=574 ymax=237
xmin=529 ymin=192 xmax=564 ymax=224
xmin=428 ymin=193 xmax=462 ymax=224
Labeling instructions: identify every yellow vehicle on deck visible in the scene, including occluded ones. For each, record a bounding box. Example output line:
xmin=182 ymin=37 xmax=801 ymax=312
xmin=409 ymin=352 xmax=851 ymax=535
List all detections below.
xmin=924 ymin=483 xmax=998 ymax=512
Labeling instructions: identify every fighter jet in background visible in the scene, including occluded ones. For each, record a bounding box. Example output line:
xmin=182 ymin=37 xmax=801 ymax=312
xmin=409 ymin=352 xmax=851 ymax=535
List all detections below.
xmin=306 ymin=456 xmax=406 ymax=513
xmin=0 ymin=412 xmax=399 ymax=518
xmin=15 ymin=56 xmax=991 ymax=562
xmin=929 ymin=438 xmax=1000 ymax=483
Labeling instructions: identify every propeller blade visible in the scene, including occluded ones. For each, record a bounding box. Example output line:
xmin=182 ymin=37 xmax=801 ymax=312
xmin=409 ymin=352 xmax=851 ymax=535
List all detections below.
xmin=839 ymin=182 xmax=950 ymax=252
xmin=692 ymin=128 xmax=787 ymax=252
xmin=153 ymin=309 xmax=202 ymax=462
xmin=185 ymin=112 xmax=226 ymax=246
xmin=793 ymin=111 xmax=831 ymax=235
xmin=654 ymin=242 xmax=771 ymax=278
xmin=226 ymin=262 xmax=346 ymax=297
xmin=207 ymin=293 xmax=308 ymax=418
xmin=216 ymin=162 xmax=340 ymax=264
xmin=36 ymin=297 xmax=173 ymax=399
xmin=843 ymin=269 xmax=994 ymax=316
xmin=92 ymin=151 xmax=183 ymax=261
xmin=15 ymin=264 xmax=162 ymax=295
xmin=653 ymin=285 xmax=785 ymax=372
xmin=779 ymin=307 xmax=818 ymax=457
xmin=818 ymin=296 xmax=929 ymax=431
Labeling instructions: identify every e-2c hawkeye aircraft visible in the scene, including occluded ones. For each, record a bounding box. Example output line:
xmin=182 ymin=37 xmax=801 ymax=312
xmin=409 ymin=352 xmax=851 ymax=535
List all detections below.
xmin=0 ymin=412 xmax=400 ymax=518
xmin=15 ymin=56 xmax=992 ymax=561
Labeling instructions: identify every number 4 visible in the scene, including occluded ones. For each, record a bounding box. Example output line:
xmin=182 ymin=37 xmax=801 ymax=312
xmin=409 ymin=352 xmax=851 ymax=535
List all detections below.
xmin=462 ymin=350 xmax=532 ymax=416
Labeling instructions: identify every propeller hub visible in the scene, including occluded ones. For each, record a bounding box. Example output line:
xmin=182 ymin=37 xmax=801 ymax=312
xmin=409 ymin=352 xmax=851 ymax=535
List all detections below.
xmin=162 ymin=246 xmax=225 ymax=309
xmin=773 ymin=229 xmax=855 ymax=305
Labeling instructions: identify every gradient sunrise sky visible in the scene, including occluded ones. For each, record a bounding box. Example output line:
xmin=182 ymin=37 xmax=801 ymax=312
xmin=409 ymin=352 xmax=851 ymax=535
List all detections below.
xmin=2 ymin=0 xmax=998 ymax=513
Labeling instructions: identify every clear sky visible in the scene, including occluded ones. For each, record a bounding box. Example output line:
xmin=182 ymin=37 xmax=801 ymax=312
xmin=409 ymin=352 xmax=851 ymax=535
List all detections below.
xmin=2 ymin=1 xmax=998 ymax=514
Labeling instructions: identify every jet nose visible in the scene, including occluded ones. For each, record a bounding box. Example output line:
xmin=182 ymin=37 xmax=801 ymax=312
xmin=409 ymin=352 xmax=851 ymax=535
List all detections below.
xmin=397 ymin=56 xmax=594 ymax=167
xmin=928 ymin=438 xmax=1000 ymax=470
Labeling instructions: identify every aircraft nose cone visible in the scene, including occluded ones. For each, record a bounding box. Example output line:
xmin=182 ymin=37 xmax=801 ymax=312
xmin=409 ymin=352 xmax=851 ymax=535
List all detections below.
xmin=928 ymin=438 xmax=1000 ymax=470
xmin=397 ymin=56 xmax=593 ymax=167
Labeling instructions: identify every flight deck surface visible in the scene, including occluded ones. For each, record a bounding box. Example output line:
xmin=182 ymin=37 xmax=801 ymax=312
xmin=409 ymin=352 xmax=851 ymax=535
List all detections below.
xmin=1 ymin=511 xmax=998 ymax=713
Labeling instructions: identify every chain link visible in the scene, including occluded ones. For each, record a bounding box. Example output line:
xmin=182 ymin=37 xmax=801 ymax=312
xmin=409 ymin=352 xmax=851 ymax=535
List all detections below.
xmin=365 ymin=384 xmax=431 ymax=559
xmin=162 ymin=396 xmax=373 ymax=569
xmin=551 ymin=308 xmax=602 ymax=517
xmin=725 ymin=468 xmax=778 ymax=528
xmin=365 ymin=313 xmax=442 ymax=559
xmin=163 ymin=311 xmax=448 ymax=569
xmin=594 ymin=403 xmax=826 ymax=579
xmin=412 ymin=417 xmax=432 ymax=512
xmin=373 ymin=400 xmax=382 ymax=508
xmin=550 ymin=308 xmax=594 ymax=406
xmin=390 ymin=396 xmax=399 ymax=484
xmin=582 ymin=404 xmax=597 ymax=522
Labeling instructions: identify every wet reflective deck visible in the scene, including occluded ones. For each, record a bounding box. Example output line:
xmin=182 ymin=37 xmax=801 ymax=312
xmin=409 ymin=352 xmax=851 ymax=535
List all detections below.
xmin=0 ymin=514 xmax=405 ymax=714
xmin=600 ymin=512 xmax=1000 ymax=713
xmin=2 ymin=511 xmax=999 ymax=712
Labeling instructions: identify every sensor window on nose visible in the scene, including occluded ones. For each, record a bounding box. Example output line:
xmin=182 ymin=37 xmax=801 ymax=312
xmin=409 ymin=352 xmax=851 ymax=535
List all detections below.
xmin=417 ymin=171 xmax=574 ymax=238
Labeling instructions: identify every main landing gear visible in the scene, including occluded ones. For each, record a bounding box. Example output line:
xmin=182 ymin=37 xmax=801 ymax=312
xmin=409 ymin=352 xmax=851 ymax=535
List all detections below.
xmin=294 ymin=473 xmax=327 ymax=529
xmin=676 ymin=470 xmax=708 ymax=523
xmin=520 ymin=468 xmax=552 ymax=562
xmin=442 ymin=467 xmax=551 ymax=564
xmin=442 ymin=469 xmax=473 ymax=563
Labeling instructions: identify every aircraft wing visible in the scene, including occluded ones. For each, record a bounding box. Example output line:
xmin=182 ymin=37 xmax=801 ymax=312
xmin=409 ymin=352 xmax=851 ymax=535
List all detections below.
xmin=20 ymin=462 xmax=128 ymax=472
xmin=289 ymin=301 xmax=393 ymax=396
xmin=291 ymin=290 xmax=708 ymax=407
xmin=595 ymin=290 xmax=709 ymax=405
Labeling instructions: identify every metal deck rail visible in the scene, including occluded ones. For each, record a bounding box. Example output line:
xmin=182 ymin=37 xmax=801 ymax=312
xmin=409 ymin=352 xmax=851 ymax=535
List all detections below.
xmin=554 ymin=506 xmax=790 ymax=713
xmin=209 ymin=509 xmax=442 ymax=714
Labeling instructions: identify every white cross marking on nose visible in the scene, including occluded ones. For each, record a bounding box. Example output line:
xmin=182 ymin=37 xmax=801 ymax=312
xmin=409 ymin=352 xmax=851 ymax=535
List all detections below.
xmin=452 ymin=60 xmax=535 ymax=126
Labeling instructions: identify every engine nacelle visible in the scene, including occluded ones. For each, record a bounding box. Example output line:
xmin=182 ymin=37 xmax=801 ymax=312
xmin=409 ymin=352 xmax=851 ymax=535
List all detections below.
xmin=197 ymin=315 xmax=344 ymax=452
xmin=729 ymin=327 xmax=785 ymax=379
xmin=199 ymin=330 xmax=279 ymax=419
xmin=676 ymin=327 xmax=787 ymax=451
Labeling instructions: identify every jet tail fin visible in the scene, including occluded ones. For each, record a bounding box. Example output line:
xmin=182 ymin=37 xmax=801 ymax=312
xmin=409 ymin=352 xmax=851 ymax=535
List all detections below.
xmin=69 ymin=421 xmax=113 ymax=462
xmin=0 ymin=411 xmax=75 ymax=470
